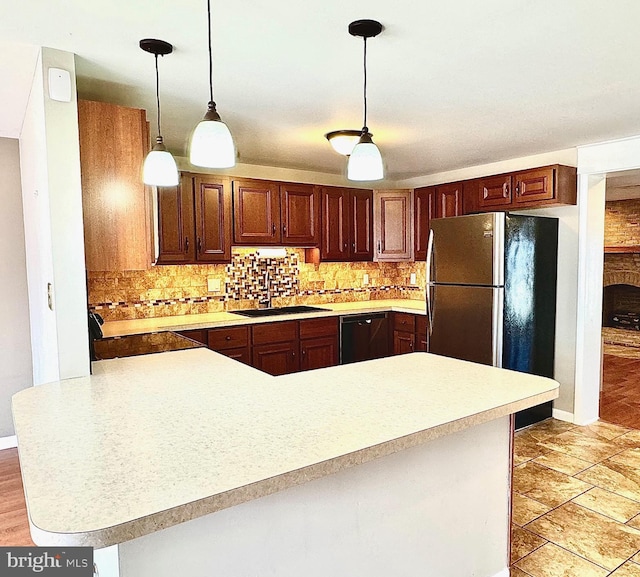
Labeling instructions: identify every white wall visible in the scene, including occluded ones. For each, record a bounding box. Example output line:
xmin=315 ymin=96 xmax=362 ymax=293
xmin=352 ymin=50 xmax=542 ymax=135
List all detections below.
xmin=19 ymin=47 xmax=89 ymax=386
xmin=0 ymin=138 xmax=33 ymax=437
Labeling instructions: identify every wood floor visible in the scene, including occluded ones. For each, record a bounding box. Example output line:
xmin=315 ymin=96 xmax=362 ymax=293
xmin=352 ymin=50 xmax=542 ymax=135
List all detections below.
xmin=600 ymin=353 xmax=640 ymax=429
xmin=0 ymin=448 xmax=34 ymax=546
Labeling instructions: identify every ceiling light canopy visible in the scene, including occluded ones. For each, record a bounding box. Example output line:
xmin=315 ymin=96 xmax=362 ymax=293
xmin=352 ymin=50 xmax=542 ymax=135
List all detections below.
xmin=346 ymin=19 xmax=384 ymax=182
xmin=189 ymin=0 xmax=236 ymax=168
xmin=140 ymin=38 xmax=179 ymax=187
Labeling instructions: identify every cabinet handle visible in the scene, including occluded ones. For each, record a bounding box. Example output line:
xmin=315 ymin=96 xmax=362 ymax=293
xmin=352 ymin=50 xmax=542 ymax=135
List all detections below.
xmin=225 ymin=335 xmax=231 ymax=341
xmin=410 ymin=341 xmax=414 ymax=350
xmin=515 ymin=183 xmax=521 ymax=196
xmin=185 ymin=237 xmax=189 ymax=251
xmin=343 ymin=242 xmax=348 ymax=250
xmin=292 ymin=350 xmax=296 ymax=358
xmin=283 ymin=225 xmax=287 ymax=234
xmin=301 ymin=348 xmax=306 ymax=356
xmin=272 ymin=223 xmax=276 ymax=234
xmin=197 ymin=237 xmax=202 ymax=253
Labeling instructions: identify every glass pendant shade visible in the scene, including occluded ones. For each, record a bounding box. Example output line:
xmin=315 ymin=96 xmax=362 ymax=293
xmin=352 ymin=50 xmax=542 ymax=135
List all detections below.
xmin=143 ymin=136 xmax=179 ymax=186
xmin=189 ymin=101 xmax=236 ymax=168
xmin=347 ymin=131 xmax=384 ymax=181
xmin=325 ymin=130 xmax=362 ymax=156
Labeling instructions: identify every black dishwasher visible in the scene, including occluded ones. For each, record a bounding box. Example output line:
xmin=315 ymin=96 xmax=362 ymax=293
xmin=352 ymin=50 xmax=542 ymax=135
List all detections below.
xmin=340 ymin=313 xmax=390 ymax=364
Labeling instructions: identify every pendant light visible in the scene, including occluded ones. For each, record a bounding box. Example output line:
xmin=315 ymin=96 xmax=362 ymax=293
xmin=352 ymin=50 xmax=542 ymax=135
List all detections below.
xmin=140 ymin=39 xmax=179 ymax=187
xmin=347 ymin=20 xmax=384 ymax=182
xmin=189 ymin=0 xmax=236 ymax=168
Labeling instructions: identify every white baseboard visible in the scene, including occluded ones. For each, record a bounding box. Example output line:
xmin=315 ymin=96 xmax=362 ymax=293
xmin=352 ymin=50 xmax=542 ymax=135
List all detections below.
xmin=490 ymin=568 xmax=509 ymax=577
xmin=552 ymin=409 xmax=575 ymax=423
xmin=0 ymin=435 xmax=17 ymax=450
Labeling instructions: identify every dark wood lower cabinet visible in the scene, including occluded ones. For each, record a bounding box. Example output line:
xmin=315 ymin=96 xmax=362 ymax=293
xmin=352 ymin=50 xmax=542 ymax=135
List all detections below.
xmin=393 ymin=330 xmax=415 ymax=355
xmin=301 ymin=336 xmax=338 ymax=371
xmin=253 ymin=341 xmax=299 ymax=375
xmin=391 ymin=312 xmax=427 ymax=355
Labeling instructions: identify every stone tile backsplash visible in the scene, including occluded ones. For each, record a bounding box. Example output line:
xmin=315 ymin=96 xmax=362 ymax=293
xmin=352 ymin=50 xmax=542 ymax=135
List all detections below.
xmin=88 ymin=248 xmax=426 ymax=321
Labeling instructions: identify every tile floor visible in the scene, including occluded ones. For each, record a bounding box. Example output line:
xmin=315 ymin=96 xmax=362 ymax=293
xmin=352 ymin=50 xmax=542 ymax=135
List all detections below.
xmin=512 ymin=418 xmax=640 ymax=576
xmin=601 ymin=353 xmax=640 ymax=429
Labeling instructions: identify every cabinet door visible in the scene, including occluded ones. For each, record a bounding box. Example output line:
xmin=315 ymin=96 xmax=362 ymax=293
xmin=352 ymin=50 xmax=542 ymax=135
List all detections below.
xmin=300 ymin=336 xmax=339 ymax=371
xmin=374 ymin=190 xmax=413 ymax=262
xmin=415 ymin=316 xmax=428 ymax=352
xmin=156 ymin=174 xmax=196 ymax=264
xmin=351 ymin=189 xmax=374 ymax=261
xmin=393 ymin=330 xmax=415 ymax=355
xmin=252 ymin=341 xmax=299 ymax=375
xmin=280 ymin=183 xmax=319 ymax=245
xmin=79 ymin=100 xmax=152 ymax=270
xmin=414 ymin=186 xmax=436 ymax=261
xmin=512 ymin=167 xmax=555 ymax=204
xmin=436 ymin=182 xmax=464 ymax=218
xmin=194 ymin=175 xmax=232 ymax=262
xmin=233 ymin=179 xmax=280 ymax=244
xmin=477 ymin=174 xmax=512 ymax=210
xmin=320 ymin=187 xmax=350 ymax=261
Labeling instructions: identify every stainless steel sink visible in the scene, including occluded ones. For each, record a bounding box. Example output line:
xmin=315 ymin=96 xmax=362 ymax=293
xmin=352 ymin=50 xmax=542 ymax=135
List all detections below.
xmin=230 ymin=305 xmax=329 ymax=318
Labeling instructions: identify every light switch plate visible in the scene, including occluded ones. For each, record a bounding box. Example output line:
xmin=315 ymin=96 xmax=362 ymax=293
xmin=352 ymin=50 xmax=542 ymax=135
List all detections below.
xmin=410 ymin=273 xmax=417 ymax=285
xmin=207 ymin=278 xmax=221 ymax=293
xmin=363 ymin=273 xmax=369 ymax=285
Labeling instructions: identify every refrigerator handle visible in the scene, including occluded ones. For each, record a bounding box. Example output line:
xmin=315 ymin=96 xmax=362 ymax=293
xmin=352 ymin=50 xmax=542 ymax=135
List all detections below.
xmin=426 ymin=229 xmax=434 ymax=337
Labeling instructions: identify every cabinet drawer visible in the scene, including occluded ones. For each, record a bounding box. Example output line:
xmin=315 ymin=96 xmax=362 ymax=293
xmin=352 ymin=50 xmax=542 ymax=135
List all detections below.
xmin=219 ymin=346 xmax=251 ymax=365
xmin=208 ymin=326 xmax=249 ymax=350
xmin=252 ymin=320 xmax=298 ymax=345
xmin=175 ymin=329 xmax=208 ymax=345
xmin=299 ymin=317 xmax=338 ymax=339
xmin=393 ymin=312 xmax=416 ymax=332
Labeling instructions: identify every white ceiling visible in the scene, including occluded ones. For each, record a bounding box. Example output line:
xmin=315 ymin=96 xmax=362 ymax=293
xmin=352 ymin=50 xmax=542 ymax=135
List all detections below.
xmin=3 ymin=0 xmax=640 ymax=181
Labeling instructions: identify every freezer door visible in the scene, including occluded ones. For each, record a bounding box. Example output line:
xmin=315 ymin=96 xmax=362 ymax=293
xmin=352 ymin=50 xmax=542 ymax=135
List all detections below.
xmin=430 ymin=213 xmax=504 ymax=286
xmin=428 ymin=284 xmax=504 ymax=367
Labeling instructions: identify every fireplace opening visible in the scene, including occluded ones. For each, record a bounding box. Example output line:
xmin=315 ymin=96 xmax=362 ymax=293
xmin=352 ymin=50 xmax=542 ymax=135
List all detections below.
xmin=603 ymin=284 xmax=640 ymax=330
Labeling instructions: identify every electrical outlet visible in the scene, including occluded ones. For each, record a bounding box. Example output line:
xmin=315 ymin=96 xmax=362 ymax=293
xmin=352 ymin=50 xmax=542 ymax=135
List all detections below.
xmin=207 ymin=278 xmax=221 ymax=293
xmin=363 ymin=273 xmax=369 ymax=285
xmin=410 ymin=273 xmax=417 ymax=285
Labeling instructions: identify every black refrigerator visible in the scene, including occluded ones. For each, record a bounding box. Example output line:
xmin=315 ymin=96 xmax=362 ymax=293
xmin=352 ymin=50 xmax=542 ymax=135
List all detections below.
xmin=426 ymin=212 xmax=558 ymax=429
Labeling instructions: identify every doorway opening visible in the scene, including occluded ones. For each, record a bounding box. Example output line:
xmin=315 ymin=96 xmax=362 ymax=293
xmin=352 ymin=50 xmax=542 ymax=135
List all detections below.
xmin=600 ymin=178 xmax=640 ymax=429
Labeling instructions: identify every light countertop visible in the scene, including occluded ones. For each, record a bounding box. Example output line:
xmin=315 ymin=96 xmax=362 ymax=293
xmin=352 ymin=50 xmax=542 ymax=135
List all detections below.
xmin=101 ymin=299 xmax=426 ymax=338
xmin=12 ymin=348 xmax=558 ymax=548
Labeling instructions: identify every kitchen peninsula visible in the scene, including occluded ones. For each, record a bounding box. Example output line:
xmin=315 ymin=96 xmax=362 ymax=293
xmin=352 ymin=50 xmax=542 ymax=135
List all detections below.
xmin=12 ymin=345 xmax=558 ymax=577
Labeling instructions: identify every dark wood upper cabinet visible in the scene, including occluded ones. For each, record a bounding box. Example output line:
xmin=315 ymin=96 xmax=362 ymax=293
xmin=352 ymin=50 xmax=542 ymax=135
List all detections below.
xmin=193 ymin=175 xmax=232 ymax=262
xmin=319 ymin=187 xmax=373 ymax=262
xmin=157 ymin=174 xmax=231 ymax=265
xmin=157 ymin=174 xmax=195 ymax=264
xmin=414 ymin=186 xmax=436 ymax=261
xmin=475 ymin=165 xmax=576 ymax=211
xmin=477 ymin=174 xmax=512 ymax=210
xmin=437 ymin=182 xmax=464 ymax=218
xmin=232 ymin=179 xmax=319 ymax=246
xmin=280 ymin=183 xmax=319 ymax=245
xmin=233 ymin=178 xmax=280 ymax=244
xmin=512 ymin=167 xmax=554 ymax=204
xmin=320 ymin=187 xmax=350 ymax=260
xmin=351 ymin=189 xmax=374 ymax=261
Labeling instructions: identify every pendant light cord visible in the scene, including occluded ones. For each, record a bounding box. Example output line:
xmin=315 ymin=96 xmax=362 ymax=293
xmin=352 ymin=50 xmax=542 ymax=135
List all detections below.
xmin=362 ymin=37 xmax=368 ymax=130
xmin=154 ymin=54 xmax=162 ymax=136
xmin=207 ymin=0 xmax=214 ymax=103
